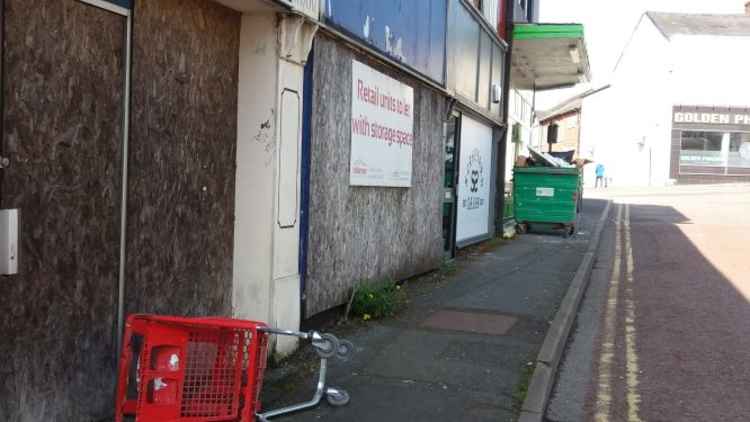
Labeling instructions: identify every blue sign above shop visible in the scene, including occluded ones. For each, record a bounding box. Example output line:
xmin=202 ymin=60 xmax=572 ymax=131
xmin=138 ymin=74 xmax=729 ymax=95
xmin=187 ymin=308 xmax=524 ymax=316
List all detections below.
xmin=323 ymin=0 xmax=447 ymax=84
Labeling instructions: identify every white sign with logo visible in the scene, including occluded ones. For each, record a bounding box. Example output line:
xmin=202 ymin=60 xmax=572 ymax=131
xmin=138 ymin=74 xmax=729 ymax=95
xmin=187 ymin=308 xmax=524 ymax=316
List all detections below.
xmin=456 ymin=116 xmax=493 ymax=243
xmin=536 ymin=187 xmax=555 ymax=197
xmin=350 ymin=60 xmax=414 ymax=187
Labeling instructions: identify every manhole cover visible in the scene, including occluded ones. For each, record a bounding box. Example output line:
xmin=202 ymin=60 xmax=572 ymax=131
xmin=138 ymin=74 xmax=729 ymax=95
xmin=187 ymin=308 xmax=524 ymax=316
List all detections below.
xmin=421 ymin=310 xmax=517 ymax=335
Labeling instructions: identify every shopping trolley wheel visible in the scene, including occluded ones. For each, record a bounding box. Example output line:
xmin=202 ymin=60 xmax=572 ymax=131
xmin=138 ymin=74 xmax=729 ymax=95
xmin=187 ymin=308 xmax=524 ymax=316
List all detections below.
xmin=325 ymin=387 xmax=350 ymax=407
xmin=336 ymin=340 xmax=354 ymax=360
xmin=313 ymin=333 xmax=339 ymax=359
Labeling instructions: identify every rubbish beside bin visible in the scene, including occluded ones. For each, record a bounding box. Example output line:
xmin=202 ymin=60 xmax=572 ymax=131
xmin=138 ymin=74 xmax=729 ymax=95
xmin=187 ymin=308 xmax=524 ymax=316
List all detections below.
xmin=513 ymin=166 xmax=581 ymax=237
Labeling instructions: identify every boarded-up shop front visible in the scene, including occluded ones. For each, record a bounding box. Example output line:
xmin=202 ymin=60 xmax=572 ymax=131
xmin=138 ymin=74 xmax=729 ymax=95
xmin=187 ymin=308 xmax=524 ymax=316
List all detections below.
xmin=1 ymin=1 xmax=128 ymax=419
xmin=303 ymin=35 xmax=445 ymax=316
xmin=2 ymin=0 xmax=320 ymax=418
xmin=301 ymin=0 xmax=507 ymax=316
xmin=0 ymin=0 xmax=242 ymax=419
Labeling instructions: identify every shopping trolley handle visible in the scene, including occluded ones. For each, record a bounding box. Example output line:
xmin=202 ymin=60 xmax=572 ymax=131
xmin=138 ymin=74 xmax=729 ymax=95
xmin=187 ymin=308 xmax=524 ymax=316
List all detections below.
xmin=259 ymin=327 xmax=312 ymax=339
xmin=258 ymin=328 xmax=354 ymax=361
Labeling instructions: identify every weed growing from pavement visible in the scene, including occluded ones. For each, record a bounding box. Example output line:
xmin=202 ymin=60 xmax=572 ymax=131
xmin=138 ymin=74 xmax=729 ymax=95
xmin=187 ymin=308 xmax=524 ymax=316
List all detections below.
xmin=439 ymin=259 xmax=457 ymax=276
xmin=513 ymin=361 xmax=536 ymax=414
xmin=350 ymin=278 xmax=406 ymax=321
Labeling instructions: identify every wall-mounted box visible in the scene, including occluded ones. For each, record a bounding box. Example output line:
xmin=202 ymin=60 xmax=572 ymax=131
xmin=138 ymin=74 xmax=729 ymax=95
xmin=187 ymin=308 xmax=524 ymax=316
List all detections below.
xmin=0 ymin=209 xmax=18 ymax=275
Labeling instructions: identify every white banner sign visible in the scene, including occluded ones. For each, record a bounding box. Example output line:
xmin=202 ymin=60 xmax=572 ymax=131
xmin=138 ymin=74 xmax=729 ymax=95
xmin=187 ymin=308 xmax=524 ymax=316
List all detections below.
xmin=456 ymin=116 xmax=493 ymax=243
xmin=350 ymin=60 xmax=414 ymax=187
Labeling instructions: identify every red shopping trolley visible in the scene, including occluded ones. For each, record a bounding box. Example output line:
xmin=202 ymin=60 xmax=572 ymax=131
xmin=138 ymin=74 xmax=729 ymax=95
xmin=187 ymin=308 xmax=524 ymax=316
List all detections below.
xmin=115 ymin=314 xmax=353 ymax=422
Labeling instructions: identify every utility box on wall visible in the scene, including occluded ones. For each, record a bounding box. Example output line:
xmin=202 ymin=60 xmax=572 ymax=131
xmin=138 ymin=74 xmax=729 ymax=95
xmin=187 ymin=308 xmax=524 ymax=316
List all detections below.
xmin=0 ymin=209 xmax=19 ymax=275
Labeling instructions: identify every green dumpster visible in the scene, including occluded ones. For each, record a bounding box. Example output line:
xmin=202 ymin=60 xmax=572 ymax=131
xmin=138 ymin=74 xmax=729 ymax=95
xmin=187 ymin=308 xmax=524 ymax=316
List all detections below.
xmin=513 ymin=166 xmax=581 ymax=237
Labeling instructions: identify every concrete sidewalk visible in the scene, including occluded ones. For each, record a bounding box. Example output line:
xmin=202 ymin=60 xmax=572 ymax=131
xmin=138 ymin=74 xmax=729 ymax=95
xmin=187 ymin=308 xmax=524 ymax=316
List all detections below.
xmin=262 ymin=199 xmax=609 ymax=422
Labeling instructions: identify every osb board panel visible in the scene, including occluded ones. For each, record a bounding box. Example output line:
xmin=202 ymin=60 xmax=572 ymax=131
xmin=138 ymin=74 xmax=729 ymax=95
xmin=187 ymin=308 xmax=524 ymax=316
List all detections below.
xmin=305 ymin=36 xmax=445 ymax=317
xmin=0 ymin=1 xmax=124 ymax=420
xmin=126 ymin=0 xmax=240 ymax=317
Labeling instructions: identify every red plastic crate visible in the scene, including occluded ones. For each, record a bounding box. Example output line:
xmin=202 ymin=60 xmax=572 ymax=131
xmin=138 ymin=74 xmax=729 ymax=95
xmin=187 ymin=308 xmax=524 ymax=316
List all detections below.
xmin=115 ymin=315 xmax=269 ymax=422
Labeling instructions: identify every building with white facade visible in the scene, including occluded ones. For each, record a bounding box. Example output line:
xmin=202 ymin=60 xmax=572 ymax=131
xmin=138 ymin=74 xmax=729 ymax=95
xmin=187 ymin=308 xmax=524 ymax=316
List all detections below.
xmin=581 ymin=7 xmax=750 ymax=186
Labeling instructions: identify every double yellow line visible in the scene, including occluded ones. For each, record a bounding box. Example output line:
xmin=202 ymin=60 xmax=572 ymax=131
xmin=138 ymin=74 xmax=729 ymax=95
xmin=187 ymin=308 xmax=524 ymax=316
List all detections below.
xmin=594 ymin=204 xmax=642 ymax=422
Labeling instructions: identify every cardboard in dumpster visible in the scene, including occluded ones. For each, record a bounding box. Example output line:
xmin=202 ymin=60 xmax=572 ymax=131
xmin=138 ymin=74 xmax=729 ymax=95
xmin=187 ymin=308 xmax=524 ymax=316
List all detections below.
xmin=573 ymin=158 xmax=593 ymax=168
xmin=550 ymin=150 xmax=576 ymax=164
xmin=528 ymin=147 xmax=575 ymax=168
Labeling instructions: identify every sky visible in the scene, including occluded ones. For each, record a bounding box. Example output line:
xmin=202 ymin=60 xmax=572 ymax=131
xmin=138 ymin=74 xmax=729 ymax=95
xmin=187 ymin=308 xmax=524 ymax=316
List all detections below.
xmin=535 ymin=0 xmax=747 ymax=110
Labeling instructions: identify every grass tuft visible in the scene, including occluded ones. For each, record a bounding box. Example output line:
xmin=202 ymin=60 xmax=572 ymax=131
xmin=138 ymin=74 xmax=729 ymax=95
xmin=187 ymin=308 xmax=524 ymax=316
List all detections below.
xmin=350 ymin=278 xmax=406 ymax=321
xmin=512 ymin=361 xmax=536 ymax=414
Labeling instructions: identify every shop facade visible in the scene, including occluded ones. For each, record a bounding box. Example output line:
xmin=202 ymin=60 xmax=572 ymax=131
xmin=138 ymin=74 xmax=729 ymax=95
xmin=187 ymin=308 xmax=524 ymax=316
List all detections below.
xmin=573 ymin=11 xmax=750 ymax=187
xmin=2 ymin=0 xmax=588 ymax=418
xmin=1 ymin=0 xmax=319 ymax=419
xmin=671 ymin=106 xmax=750 ymax=183
xmin=301 ymin=0 xmax=509 ymax=316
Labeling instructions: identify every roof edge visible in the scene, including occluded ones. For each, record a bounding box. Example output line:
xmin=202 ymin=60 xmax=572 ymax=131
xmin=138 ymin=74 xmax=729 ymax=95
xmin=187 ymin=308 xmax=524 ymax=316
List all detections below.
xmin=513 ymin=23 xmax=585 ymax=40
xmin=538 ymin=84 xmax=612 ymax=122
xmin=644 ymin=11 xmax=672 ymax=40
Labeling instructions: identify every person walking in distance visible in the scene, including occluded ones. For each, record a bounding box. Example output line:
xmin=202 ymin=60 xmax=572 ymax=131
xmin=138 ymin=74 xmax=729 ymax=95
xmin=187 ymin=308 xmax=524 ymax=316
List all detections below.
xmin=595 ymin=163 xmax=607 ymax=188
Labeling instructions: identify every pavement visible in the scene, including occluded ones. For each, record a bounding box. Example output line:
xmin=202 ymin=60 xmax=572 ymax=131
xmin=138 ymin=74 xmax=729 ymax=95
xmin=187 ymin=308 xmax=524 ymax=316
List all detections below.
xmin=260 ymin=198 xmax=609 ymax=422
xmin=547 ymin=184 xmax=750 ymax=422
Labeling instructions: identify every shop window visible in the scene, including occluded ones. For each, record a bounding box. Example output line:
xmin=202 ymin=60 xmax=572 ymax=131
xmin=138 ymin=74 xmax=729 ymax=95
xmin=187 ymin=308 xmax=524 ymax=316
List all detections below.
xmin=514 ymin=0 xmax=528 ymax=21
xmin=491 ymin=44 xmax=504 ymax=116
xmin=679 ymin=131 xmax=724 ymax=167
xmin=454 ymin=0 xmax=480 ymax=100
xmin=512 ymin=124 xmax=523 ymax=161
xmin=511 ymin=123 xmax=522 ymax=144
xmin=450 ymin=0 xmax=504 ymax=111
xmin=729 ymin=132 xmax=750 ymax=168
xmin=477 ymin=32 xmax=492 ymax=107
xmin=681 ymin=131 xmax=722 ymax=151
xmin=445 ymin=117 xmax=458 ymax=188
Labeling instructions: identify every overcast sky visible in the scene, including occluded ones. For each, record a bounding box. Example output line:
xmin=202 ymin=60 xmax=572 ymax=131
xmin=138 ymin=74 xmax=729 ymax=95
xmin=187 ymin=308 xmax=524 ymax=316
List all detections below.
xmin=535 ymin=0 xmax=747 ymax=110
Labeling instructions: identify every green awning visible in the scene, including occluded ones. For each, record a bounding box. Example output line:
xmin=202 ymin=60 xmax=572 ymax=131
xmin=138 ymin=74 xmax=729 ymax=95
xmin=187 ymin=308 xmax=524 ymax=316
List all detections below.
xmin=511 ymin=23 xmax=591 ymax=91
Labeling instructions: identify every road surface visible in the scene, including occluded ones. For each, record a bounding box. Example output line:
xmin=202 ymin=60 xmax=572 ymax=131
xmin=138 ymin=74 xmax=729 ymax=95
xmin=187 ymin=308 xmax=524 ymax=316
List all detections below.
xmin=547 ymin=185 xmax=750 ymax=422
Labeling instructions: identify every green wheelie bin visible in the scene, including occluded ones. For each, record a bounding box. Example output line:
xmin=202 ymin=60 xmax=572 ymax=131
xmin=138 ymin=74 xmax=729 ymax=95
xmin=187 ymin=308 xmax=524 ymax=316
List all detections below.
xmin=513 ymin=166 xmax=581 ymax=237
